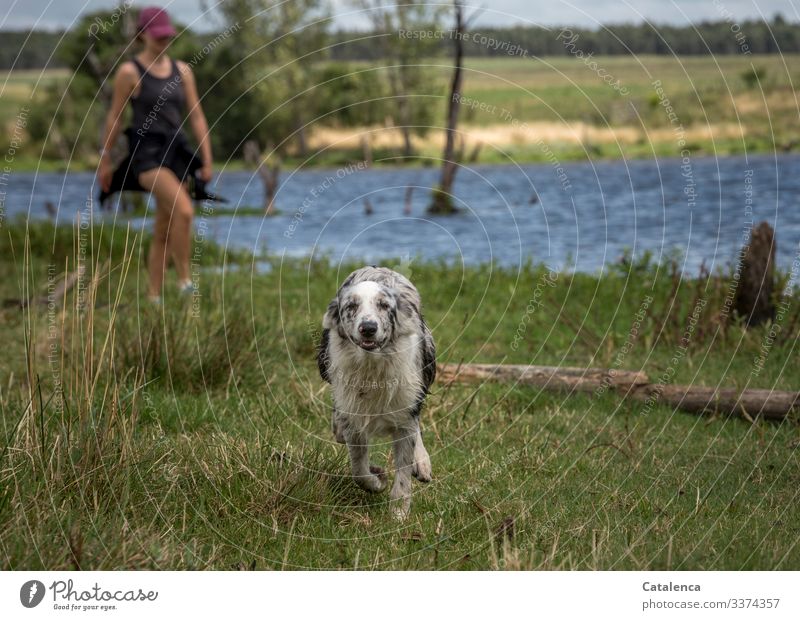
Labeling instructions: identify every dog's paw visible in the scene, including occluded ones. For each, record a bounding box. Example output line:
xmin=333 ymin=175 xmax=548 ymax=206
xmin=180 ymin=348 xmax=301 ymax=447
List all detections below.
xmin=354 ymin=466 xmax=388 ymax=493
xmin=412 ymin=454 xmax=432 ymax=483
xmin=390 ymin=482 xmax=412 ymax=521
xmin=370 ymin=465 xmax=388 ymax=484
xmin=390 ymin=496 xmax=411 ymax=521
xmin=392 ymin=505 xmax=410 ymax=521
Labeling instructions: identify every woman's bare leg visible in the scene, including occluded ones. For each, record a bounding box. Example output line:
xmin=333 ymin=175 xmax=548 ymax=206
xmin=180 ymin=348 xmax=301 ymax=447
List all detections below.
xmin=139 ymin=167 xmax=193 ymax=298
xmin=147 ymin=191 xmax=170 ymax=298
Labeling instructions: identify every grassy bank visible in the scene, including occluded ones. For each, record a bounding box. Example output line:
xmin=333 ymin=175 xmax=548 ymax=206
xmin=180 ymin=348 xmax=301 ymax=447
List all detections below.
xmin=3 ymin=54 xmax=800 ymax=173
xmin=0 ymin=221 xmax=799 ymax=570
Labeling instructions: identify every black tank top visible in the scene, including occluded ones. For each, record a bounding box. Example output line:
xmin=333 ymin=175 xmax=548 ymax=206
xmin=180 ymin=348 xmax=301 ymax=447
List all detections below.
xmin=130 ymin=57 xmax=186 ymax=137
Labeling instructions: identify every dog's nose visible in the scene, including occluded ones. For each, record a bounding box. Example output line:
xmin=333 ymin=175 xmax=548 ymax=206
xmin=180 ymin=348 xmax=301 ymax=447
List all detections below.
xmin=358 ymin=320 xmax=378 ymax=337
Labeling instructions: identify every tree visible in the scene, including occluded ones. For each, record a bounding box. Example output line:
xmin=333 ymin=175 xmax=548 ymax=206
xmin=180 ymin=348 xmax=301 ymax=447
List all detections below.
xmin=352 ymin=0 xmax=443 ymax=158
xmin=312 ymin=62 xmax=388 ymax=128
xmin=27 ymin=6 xmax=138 ymax=164
xmin=207 ymin=0 xmax=330 ymax=158
xmin=429 ymin=0 xmax=476 ymax=214
xmin=275 ymin=0 xmax=331 ymax=157
xmin=243 ymin=140 xmax=281 ymax=214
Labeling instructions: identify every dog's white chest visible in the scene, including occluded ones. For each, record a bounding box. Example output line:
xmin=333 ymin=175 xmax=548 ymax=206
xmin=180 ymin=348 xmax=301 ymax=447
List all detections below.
xmin=329 ymin=333 xmax=422 ymax=434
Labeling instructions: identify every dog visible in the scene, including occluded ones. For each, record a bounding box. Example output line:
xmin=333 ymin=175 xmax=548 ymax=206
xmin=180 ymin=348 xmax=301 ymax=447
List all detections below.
xmin=317 ymin=266 xmax=435 ymax=519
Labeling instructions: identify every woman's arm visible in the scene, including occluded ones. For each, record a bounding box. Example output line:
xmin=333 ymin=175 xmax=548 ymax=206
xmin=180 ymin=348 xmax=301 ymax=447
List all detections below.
xmin=99 ymin=63 xmax=137 ymax=191
xmin=179 ymin=62 xmax=213 ymax=181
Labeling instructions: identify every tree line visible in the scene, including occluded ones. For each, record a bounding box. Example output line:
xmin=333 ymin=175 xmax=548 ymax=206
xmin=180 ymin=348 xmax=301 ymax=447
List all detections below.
xmin=3 ymin=13 xmax=800 ymax=71
xmin=0 ymin=31 xmax=68 ymax=69
xmin=332 ymin=14 xmax=800 ymax=59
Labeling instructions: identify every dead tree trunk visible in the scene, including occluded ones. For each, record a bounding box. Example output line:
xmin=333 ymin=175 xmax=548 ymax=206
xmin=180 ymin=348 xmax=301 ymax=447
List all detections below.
xmin=438 ymin=363 xmax=800 ymax=421
xmin=243 ymin=140 xmax=280 ymax=215
xmin=734 ymin=221 xmax=776 ymax=327
xmin=388 ymin=67 xmax=414 ymax=158
xmin=404 ymin=185 xmax=414 ymax=215
xmin=361 ymin=134 xmax=373 ymax=167
xmin=467 ymin=140 xmax=483 ymax=163
xmin=428 ymin=0 xmax=466 ymax=214
xmin=295 ymin=123 xmax=308 ymax=159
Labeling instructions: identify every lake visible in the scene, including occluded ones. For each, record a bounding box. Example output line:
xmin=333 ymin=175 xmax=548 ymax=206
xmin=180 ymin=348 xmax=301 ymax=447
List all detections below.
xmin=4 ymin=152 xmax=800 ymax=275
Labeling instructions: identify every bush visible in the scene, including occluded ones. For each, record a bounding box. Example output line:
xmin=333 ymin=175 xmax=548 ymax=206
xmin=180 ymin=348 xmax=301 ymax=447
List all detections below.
xmin=741 ymin=65 xmax=767 ymax=89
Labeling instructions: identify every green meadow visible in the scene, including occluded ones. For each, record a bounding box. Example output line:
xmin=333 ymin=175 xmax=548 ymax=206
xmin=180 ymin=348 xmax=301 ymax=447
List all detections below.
xmin=0 ymin=221 xmax=798 ymax=569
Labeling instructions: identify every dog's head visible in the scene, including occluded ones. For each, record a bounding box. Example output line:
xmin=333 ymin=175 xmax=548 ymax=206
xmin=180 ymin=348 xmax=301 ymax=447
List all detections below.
xmin=323 ymin=279 xmax=407 ymax=352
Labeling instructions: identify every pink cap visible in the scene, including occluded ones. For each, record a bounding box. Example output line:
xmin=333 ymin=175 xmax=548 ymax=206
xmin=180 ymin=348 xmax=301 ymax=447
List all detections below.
xmin=137 ymin=7 xmax=177 ymax=38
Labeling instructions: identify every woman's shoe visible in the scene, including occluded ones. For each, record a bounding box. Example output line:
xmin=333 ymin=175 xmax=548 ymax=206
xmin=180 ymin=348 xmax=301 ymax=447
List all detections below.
xmin=178 ymin=279 xmax=194 ymax=295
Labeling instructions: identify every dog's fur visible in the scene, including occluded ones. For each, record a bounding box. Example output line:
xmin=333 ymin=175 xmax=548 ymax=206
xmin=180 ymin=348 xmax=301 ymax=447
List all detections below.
xmin=317 ymin=266 xmax=435 ymax=519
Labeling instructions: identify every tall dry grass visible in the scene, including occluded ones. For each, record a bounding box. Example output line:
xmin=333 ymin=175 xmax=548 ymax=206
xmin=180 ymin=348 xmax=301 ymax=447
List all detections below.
xmin=0 ymin=219 xmax=263 ymax=568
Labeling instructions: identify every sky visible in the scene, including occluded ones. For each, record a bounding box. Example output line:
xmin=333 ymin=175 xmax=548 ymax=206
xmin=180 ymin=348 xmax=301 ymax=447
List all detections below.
xmin=0 ymin=0 xmax=795 ymax=32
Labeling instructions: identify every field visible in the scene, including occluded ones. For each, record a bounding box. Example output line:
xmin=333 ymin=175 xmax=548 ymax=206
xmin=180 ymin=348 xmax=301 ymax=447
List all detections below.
xmin=1 ymin=221 xmax=799 ymax=570
xmin=2 ymin=54 xmax=799 ymax=169
xmin=306 ymin=54 xmax=800 ymax=165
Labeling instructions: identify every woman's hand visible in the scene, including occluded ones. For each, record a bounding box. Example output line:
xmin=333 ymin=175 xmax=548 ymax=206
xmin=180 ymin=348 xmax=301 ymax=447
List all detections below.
xmin=198 ymin=162 xmax=213 ymax=182
xmin=99 ymin=155 xmax=113 ymax=192
xmin=179 ymin=62 xmax=213 ymax=185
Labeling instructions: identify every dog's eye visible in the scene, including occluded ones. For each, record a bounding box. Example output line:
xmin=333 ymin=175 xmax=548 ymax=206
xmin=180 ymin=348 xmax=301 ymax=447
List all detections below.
xmin=378 ymin=300 xmax=390 ymax=310
xmin=345 ymin=302 xmax=358 ymax=312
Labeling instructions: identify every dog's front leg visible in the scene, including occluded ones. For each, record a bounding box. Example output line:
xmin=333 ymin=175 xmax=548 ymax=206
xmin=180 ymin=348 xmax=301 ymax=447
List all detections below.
xmin=347 ymin=432 xmax=387 ymax=493
xmin=331 ymin=407 xmax=346 ymax=444
xmin=390 ymin=429 xmax=417 ymax=520
xmin=412 ymin=424 xmax=432 ymax=483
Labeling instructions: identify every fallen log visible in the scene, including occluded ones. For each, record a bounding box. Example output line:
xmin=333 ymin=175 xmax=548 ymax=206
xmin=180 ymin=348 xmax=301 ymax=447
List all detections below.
xmin=3 ymin=264 xmax=86 ymax=309
xmin=629 ymin=384 xmax=798 ymax=421
xmin=438 ymin=363 xmax=648 ymax=391
xmin=437 ymin=363 xmax=799 ymax=422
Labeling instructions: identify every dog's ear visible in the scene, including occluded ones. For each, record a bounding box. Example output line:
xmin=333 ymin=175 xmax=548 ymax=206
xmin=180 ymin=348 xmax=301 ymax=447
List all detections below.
xmin=322 ymin=297 xmax=339 ymax=330
xmin=392 ymin=288 xmax=419 ymax=335
xmin=394 ymin=289 xmax=419 ymax=318
xmin=317 ymin=328 xmax=331 ymax=383
xmin=420 ymin=318 xmax=436 ymax=393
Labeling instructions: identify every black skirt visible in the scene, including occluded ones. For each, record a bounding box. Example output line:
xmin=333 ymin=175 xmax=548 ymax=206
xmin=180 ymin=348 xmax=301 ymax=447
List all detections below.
xmin=98 ymin=128 xmax=221 ymax=206
xmin=128 ymin=128 xmax=196 ymax=181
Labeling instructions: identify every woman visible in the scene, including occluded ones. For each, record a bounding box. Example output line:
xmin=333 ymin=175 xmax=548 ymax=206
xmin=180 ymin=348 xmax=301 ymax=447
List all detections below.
xmin=99 ymin=6 xmax=212 ymax=304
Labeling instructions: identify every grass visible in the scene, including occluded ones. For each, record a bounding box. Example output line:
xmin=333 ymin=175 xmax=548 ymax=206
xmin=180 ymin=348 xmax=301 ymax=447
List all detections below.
xmin=108 ymin=201 xmax=276 ymax=219
xmin=0 ymin=69 xmax=67 ymax=120
xmin=460 ymin=54 xmax=800 ymax=124
xmin=0 ymin=221 xmax=799 ymax=570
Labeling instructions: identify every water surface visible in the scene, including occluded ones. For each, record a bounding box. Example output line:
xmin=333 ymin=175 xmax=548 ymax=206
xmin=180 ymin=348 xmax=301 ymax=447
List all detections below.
xmin=6 ymin=153 xmax=799 ymax=274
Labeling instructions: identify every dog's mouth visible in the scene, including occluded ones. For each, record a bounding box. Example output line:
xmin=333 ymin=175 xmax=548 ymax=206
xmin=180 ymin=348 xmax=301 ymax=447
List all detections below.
xmin=358 ymin=338 xmax=380 ymax=351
